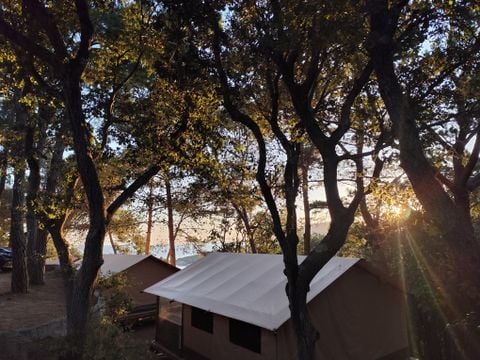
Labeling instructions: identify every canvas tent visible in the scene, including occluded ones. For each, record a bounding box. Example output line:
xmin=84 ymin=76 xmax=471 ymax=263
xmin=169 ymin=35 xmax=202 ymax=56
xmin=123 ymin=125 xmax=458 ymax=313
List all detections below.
xmin=99 ymin=254 xmax=178 ymax=308
xmin=145 ymin=252 xmax=409 ymax=360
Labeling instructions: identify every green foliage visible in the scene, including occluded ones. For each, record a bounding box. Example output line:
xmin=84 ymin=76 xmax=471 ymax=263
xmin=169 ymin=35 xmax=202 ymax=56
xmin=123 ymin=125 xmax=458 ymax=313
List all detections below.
xmin=337 ymin=225 xmax=372 ymax=259
xmin=83 ymin=320 xmax=156 ymax=360
xmin=108 ymin=210 xmax=145 ymax=254
xmin=97 ymin=273 xmax=133 ymax=323
xmin=48 ymin=319 xmax=157 ymax=360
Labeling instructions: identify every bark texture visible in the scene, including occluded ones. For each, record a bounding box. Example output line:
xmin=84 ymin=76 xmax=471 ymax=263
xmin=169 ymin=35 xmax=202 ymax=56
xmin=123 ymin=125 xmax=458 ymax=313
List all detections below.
xmin=62 ymin=71 xmax=106 ymax=344
xmin=25 ymin=122 xmax=46 ymax=285
xmin=10 ymin=168 xmax=28 ymax=293
xmin=10 ymin=96 xmax=29 ymax=293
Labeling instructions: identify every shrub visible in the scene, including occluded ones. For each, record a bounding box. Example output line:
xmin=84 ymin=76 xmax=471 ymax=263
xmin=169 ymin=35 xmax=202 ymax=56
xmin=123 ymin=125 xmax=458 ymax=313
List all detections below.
xmin=96 ymin=273 xmax=132 ymax=323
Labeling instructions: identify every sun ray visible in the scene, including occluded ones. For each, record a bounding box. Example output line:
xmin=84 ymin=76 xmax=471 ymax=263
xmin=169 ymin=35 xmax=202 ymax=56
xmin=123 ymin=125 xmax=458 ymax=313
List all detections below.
xmin=402 ymin=228 xmax=468 ymax=359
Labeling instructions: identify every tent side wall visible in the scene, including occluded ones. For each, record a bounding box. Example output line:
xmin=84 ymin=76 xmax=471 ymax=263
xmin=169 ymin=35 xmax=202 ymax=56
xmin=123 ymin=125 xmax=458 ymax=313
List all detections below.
xmin=155 ymin=297 xmax=182 ymax=351
xmin=275 ymin=266 xmax=409 ymax=360
xmin=183 ymin=305 xmax=278 ymax=360
xmin=123 ymin=258 xmax=177 ymax=307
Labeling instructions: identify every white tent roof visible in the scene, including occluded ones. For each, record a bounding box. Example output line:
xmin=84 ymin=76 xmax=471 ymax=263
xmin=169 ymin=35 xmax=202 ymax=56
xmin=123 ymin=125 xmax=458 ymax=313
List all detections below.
xmin=144 ymin=252 xmax=359 ymax=331
xmin=100 ymin=254 xmax=151 ymax=276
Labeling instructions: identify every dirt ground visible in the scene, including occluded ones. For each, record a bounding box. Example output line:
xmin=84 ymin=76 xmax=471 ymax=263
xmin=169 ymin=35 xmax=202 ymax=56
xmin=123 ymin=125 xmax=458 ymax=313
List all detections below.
xmin=0 ymin=270 xmax=66 ymax=333
xmin=0 ymin=270 xmax=166 ymax=360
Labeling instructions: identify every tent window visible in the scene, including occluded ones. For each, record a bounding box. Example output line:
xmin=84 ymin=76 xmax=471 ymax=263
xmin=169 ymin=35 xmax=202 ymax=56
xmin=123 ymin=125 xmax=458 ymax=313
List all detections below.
xmin=229 ymin=318 xmax=261 ymax=353
xmin=191 ymin=306 xmax=213 ymax=333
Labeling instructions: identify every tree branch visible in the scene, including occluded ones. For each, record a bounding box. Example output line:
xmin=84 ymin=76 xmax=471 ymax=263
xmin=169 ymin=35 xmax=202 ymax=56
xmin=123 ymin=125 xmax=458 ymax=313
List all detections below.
xmin=74 ymin=0 xmax=94 ymax=67
xmin=210 ymin=13 xmax=288 ymax=250
xmin=101 ymin=52 xmax=144 ymax=150
xmin=0 ymin=13 xmax=59 ymax=68
xmin=106 ymin=113 xmax=189 ymax=224
xmin=106 ymin=165 xmax=161 ymax=225
xmin=330 ymin=62 xmax=373 ymax=144
xmin=22 ymin=0 xmax=68 ymax=59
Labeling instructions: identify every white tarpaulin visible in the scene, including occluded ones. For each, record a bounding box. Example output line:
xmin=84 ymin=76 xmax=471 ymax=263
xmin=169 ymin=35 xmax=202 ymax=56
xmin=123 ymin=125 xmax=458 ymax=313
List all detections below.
xmin=144 ymin=253 xmax=359 ymax=331
xmin=100 ymin=254 xmax=151 ymax=276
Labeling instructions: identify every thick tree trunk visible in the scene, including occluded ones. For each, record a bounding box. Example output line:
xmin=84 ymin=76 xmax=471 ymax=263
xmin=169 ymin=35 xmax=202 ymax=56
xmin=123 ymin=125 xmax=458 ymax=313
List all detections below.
xmin=25 ymin=124 xmax=44 ymax=285
xmin=27 ymin=108 xmax=49 ymax=285
xmin=165 ymin=175 xmax=176 ymax=266
xmin=26 ymin=200 xmax=40 ymax=283
xmin=10 ymin=93 xmax=29 ymax=293
xmin=290 ymin=287 xmax=317 ymax=360
xmin=63 ymin=70 xmax=106 ymax=350
xmin=290 ymin=218 xmax=354 ymax=359
xmin=47 ymin=221 xmax=76 ymax=354
xmin=48 ymin=222 xmax=74 ymax=294
xmin=67 ymin=267 xmax=96 ymax=349
xmin=283 ymin=246 xmax=316 ymax=360
xmin=366 ymin=0 xmax=478 ymax=252
xmin=30 ymin=229 xmax=48 ymax=284
xmin=367 ymin=0 xmax=480 ymax=294
xmin=10 ymin=168 xmax=28 ymax=293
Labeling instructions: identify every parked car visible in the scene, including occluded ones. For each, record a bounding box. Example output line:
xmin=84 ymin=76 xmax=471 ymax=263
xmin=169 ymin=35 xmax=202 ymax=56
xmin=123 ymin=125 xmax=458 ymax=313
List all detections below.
xmin=0 ymin=247 xmax=12 ymax=271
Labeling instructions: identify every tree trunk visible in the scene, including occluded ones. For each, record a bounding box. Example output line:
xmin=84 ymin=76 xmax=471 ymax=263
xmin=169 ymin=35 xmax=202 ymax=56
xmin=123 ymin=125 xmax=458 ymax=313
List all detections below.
xmin=165 ymin=175 xmax=176 ymax=266
xmin=145 ymin=181 xmax=154 ymax=255
xmin=0 ymin=151 xmax=7 ymax=206
xmin=40 ymin=128 xmax=80 ymax=350
xmin=36 ymin=128 xmax=67 ymax=284
xmin=367 ymin=0 xmax=480 ymax=297
xmin=366 ymin=2 xmax=480 ymax=357
xmin=242 ymin=209 xmax=257 ymax=254
xmin=291 ymin=217 xmax=354 ymax=359
xmin=145 ymin=208 xmax=153 ymax=255
xmin=0 ymin=2 xmax=114 ymax=358
xmin=210 ymin=17 xmax=367 ymax=358
xmin=290 ymin=286 xmax=317 ymax=360
xmin=48 ymin=221 xmax=75 ymax=295
xmin=366 ymin=0 xmax=478 ymax=251
xmin=30 ymin=229 xmax=48 ymax=284
xmin=26 ymin=107 xmax=49 ymax=285
xmin=10 ymin=93 xmax=29 ymax=293
xmin=47 ymin=220 xmax=76 ymax=352
xmin=301 ymin=163 xmax=311 ymax=255
xmin=25 ymin=124 xmax=44 ymax=285
xmin=107 ymin=229 xmax=117 ymax=254
xmin=10 ymin=168 xmax=28 ymax=293
xmin=232 ymin=203 xmax=257 ymax=253
xmin=62 ymin=70 xmax=106 ymax=350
